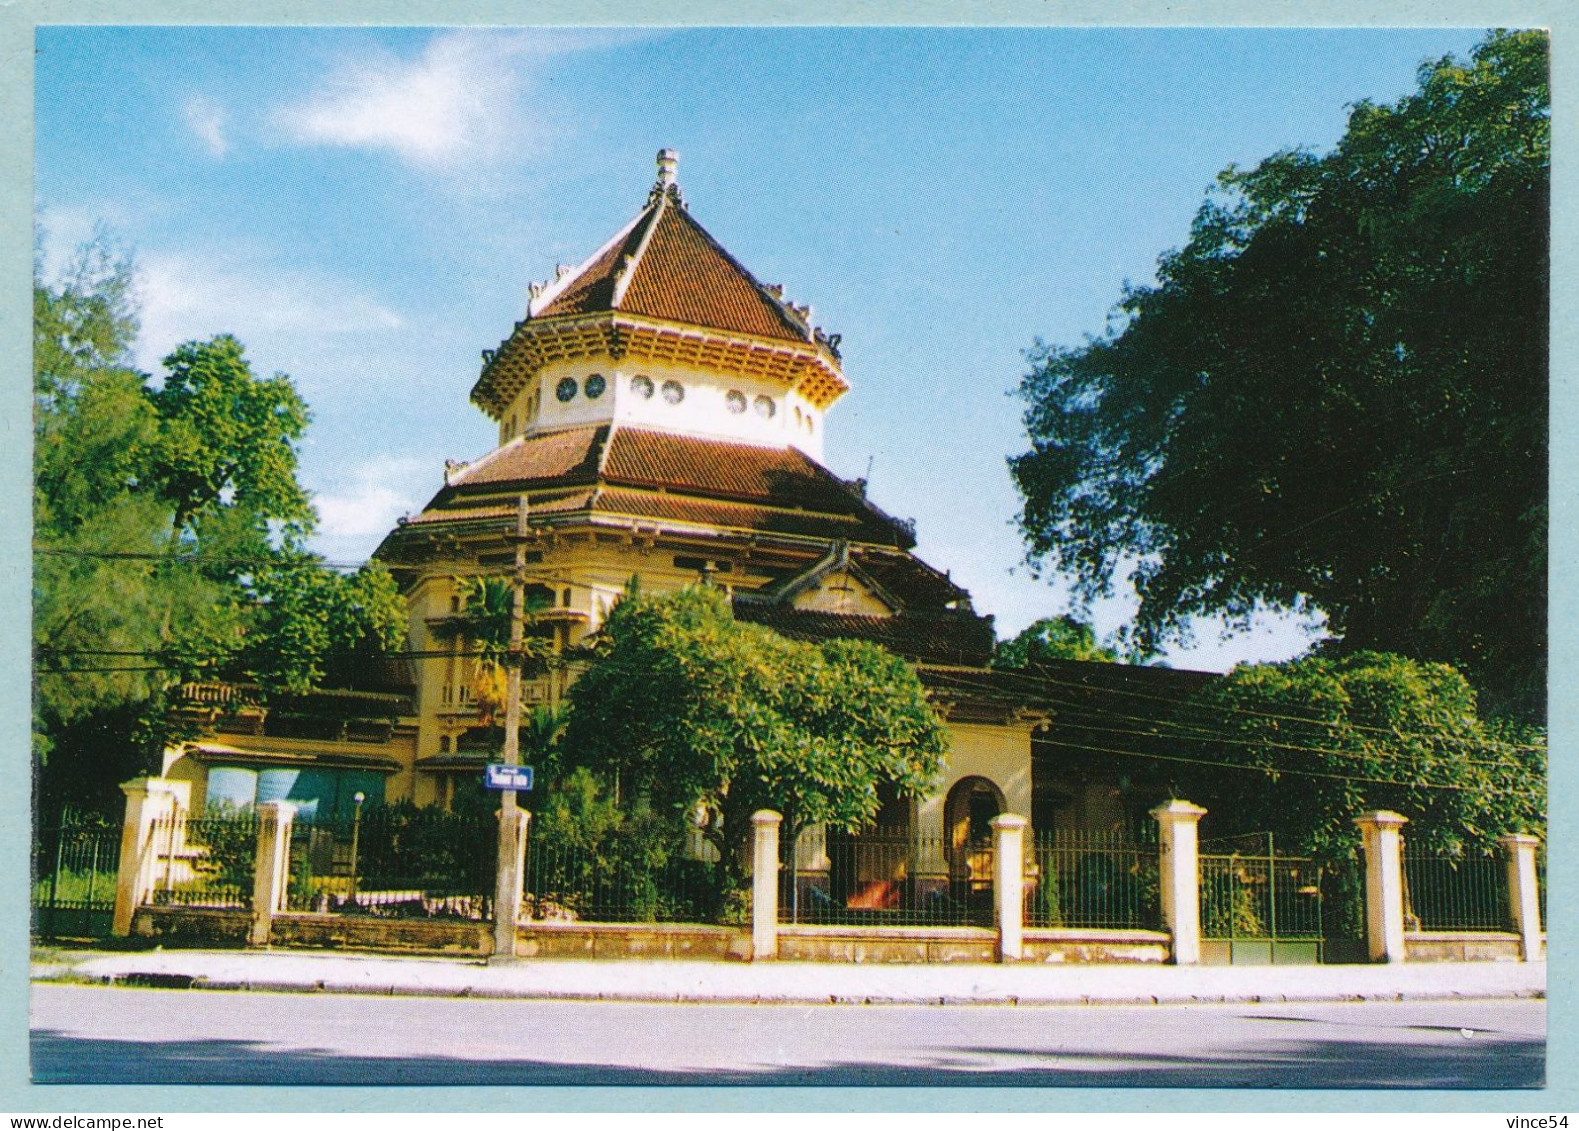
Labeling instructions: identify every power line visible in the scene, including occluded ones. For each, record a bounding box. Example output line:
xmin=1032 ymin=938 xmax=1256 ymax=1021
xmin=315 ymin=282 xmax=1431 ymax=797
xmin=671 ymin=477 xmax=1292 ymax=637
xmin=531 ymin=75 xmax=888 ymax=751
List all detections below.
xmin=967 ymin=661 xmax=1545 ymax=755
xmin=925 ymin=668 xmax=1533 ymax=774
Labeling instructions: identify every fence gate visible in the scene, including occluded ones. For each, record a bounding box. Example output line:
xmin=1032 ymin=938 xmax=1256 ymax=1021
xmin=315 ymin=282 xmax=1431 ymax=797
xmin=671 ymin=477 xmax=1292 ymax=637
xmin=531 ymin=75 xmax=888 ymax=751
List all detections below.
xmin=1199 ymin=833 xmax=1331 ymax=965
xmin=33 ymin=817 xmax=121 ymax=939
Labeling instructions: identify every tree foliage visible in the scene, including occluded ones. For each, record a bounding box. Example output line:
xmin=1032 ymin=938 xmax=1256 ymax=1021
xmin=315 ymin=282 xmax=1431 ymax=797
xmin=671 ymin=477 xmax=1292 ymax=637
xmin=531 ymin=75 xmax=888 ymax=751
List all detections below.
xmin=1009 ymin=31 xmax=1548 ymax=720
xmin=555 ymin=586 xmax=949 ymax=885
xmin=993 ymin=615 xmax=1118 ymax=668
xmin=33 ymin=237 xmax=405 ymax=813
xmin=1174 ymin=651 xmax=1544 ymax=860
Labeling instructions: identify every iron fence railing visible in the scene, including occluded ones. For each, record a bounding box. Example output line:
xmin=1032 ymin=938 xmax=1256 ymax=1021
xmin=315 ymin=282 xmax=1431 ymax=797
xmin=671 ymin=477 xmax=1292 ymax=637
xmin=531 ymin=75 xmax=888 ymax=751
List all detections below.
xmin=148 ymin=811 xmax=259 ymax=910
xmin=33 ymin=815 xmax=121 ymax=938
xmin=1028 ymin=831 xmax=1161 ymax=930
xmin=288 ymin=807 xmax=495 ymax=920
xmin=780 ymin=828 xmax=994 ymax=927
xmin=1402 ymin=848 xmax=1508 ymax=932
xmin=521 ymin=836 xmax=720 ymax=924
xmin=1199 ymin=845 xmax=1325 ymax=942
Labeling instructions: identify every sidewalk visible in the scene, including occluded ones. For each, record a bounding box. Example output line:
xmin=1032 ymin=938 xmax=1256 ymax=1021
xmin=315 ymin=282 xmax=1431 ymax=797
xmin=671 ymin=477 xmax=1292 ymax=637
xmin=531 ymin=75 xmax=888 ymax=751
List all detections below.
xmin=32 ymin=947 xmax=1547 ymax=1006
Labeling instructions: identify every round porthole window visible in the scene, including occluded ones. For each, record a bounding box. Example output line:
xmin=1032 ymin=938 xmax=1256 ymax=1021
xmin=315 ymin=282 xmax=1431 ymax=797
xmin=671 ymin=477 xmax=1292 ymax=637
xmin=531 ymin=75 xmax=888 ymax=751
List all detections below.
xmin=725 ymin=390 xmax=747 ymax=414
xmin=584 ymin=373 xmax=607 ymax=400
xmin=661 ymin=379 xmax=685 ymax=405
xmin=754 ymin=395 xmax=776 ymax=419
xmin=631 ymin=375 xmax=654 ymax=399
xmin=555 ymin=376 xmax=578 ymax=403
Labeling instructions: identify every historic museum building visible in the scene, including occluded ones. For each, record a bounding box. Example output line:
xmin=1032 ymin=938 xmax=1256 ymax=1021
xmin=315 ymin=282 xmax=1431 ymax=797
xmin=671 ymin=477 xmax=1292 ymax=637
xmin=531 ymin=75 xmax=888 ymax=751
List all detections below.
xmin=162 ymin=151 xmax=1194 ymax=853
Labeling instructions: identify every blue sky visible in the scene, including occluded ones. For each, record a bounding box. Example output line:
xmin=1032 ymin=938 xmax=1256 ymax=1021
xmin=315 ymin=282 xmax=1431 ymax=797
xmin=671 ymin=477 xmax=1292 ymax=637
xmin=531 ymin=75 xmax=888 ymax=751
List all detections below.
xmin=34 ymin=25 xmax=1489 ymax=670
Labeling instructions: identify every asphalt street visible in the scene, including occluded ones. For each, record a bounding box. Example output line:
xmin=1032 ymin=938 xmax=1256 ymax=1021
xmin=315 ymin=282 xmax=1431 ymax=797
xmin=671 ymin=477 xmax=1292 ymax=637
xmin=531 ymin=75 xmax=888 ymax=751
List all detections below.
xmin=29 ymin=983 xmax=1544 ymax=1088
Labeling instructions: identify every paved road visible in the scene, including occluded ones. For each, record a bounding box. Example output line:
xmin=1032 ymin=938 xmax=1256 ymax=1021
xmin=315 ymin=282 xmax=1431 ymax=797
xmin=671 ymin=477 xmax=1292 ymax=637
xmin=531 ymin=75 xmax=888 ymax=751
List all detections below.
xmin=30 ymin=984 xmax=1543 ymax=1088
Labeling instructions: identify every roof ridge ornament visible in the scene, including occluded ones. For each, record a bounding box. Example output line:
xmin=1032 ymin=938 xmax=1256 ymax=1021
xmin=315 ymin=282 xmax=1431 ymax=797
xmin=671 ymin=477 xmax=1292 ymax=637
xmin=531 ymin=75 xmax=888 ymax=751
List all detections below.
xmin=647 ymin=147 xmax=684 ymax=207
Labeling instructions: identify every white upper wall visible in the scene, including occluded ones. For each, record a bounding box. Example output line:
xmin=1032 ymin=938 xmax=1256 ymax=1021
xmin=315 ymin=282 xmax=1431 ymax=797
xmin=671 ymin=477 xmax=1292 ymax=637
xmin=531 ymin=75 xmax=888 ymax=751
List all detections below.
xmin=498 ymin=356 xmax=827 ymax=461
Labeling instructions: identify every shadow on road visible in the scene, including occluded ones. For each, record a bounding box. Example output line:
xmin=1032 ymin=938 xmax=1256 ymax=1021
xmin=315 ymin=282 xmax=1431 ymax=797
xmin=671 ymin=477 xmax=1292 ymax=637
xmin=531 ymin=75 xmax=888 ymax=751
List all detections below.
xmin=30 ymin=1030 xmax=1544 ymax=1088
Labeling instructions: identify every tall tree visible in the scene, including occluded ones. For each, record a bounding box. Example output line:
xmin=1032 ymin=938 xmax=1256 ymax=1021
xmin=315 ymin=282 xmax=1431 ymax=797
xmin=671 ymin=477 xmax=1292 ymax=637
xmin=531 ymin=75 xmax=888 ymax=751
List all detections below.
xmin=993 ymin=615 xmax=1118 ymax=668
xmin=556 ymin=586 xmax=949 ymax=891
xmin=1009 ymin=31 xmax=1548 ymax=720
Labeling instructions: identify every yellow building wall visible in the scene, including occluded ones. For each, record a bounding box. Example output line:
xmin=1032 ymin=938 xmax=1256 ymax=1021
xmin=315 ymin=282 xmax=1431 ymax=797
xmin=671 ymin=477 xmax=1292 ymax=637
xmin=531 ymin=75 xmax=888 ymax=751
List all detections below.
xmin=916 ymin=719 xmax=1036 ymax=842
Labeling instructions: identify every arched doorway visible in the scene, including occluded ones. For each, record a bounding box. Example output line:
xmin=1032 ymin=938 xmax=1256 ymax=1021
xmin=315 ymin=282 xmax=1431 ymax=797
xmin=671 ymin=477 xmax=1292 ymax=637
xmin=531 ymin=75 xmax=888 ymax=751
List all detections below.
xmin=943 ymin=776 xmax=1004 ymax=909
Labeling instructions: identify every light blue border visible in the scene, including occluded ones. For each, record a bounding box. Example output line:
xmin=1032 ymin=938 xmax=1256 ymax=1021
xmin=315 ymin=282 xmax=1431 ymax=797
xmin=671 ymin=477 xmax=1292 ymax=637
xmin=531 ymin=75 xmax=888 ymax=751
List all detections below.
xmin=3 ymin=0 xmax=1572 ymax=1115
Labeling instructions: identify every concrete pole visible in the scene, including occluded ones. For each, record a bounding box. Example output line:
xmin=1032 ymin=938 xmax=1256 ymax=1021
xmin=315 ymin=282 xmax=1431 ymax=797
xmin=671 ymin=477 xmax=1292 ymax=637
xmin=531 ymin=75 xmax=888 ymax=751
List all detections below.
xmin=249 ymin=801 xmax=297 ymax=947
xmin=1354 ymin=810 xmax=1410 ymax=963
xmin=1152 ymin=800 xmax=1208 ymax=965
xmin=991 ymin=814 xmax=1028 ymax=962
xmin=111 ymin=777 xmax=187 ymax=937
xmin=751 ymin=810 xmax=782 ymax=960
xmin=492 ymin=496 xmax=532 ymax=963
xmin=1499 ymin=833 xmax=1543 ymax=962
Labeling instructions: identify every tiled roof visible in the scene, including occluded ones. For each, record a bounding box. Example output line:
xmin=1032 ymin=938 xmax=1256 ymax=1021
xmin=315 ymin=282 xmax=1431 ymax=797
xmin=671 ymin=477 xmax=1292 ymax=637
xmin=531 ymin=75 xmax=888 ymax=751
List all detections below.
xmin=851 ymin=549 xmax=972 ymax=611
xmin=411 ymin=427 xmax=910 ymax=543
xmin=732 ymin=604 xmax=997 ymax=668
xmin=449 ymin=426 xmax=606 ymax=488
xmin=536 ymin=195 xmax=809 ymax=344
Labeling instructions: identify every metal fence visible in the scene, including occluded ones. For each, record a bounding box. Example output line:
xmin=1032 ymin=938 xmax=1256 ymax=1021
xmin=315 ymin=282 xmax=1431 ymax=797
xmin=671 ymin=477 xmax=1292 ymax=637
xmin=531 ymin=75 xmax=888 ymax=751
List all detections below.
xmin=522 ymin=836 xmax=720 ymax=924
xmin=288 ymin=807 xmax=495 ymax=920
xmin=1200 ymin=836 xmax=1325 ymax=944
xmin=780 ymin=828 xmax=994 ymax=927
xmin=1402 ymin=848 xmax=1508 ymax=931
xmin=1028 ymin=831 xmax=1160 ymax=930
xmin=148 ymin=811 xmax=259 ymax=910
xmin=33 ymin=816 xmax=121 ymax=939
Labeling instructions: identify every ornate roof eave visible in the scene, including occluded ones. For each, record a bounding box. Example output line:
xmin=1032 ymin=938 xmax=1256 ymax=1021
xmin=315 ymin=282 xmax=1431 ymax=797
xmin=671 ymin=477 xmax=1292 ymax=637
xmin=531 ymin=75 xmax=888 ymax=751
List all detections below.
xmin=470 ymin=312 xmax=849 ymax=419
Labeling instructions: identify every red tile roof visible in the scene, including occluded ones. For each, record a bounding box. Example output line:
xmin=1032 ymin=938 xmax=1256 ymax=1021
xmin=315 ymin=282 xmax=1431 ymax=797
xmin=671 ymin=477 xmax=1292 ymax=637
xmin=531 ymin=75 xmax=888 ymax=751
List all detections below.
xmin=390 ymin=427 xmax=917 ymax=549
xmin=536 ymin=196 xmax=809 ymax=344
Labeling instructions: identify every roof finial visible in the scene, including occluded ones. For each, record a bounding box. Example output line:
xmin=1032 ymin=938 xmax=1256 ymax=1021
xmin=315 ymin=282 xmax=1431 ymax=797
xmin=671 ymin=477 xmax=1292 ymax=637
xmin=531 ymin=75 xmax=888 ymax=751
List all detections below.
xmin=656 ymin=148 xmax=678 ymax=189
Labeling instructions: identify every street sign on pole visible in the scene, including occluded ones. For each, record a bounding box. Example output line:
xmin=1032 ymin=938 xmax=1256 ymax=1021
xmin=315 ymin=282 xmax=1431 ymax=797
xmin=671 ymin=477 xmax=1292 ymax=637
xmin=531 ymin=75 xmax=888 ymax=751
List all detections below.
xmin=485 ymin=763 xmax=534 ymax=792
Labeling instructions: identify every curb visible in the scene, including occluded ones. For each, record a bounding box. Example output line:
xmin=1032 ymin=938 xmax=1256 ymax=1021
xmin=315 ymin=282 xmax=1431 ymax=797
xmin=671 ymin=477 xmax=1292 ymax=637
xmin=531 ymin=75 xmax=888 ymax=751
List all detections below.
xmin=66 ymin=970 xmax=1546 ymax=1007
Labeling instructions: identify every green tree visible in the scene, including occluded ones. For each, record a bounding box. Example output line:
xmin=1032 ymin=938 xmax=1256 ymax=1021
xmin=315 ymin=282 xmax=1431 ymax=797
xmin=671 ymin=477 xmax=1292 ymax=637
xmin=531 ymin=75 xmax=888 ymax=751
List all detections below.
xmin=1174 ymin=651 xmax=1544 ymax=860
xmin=993 ymin=615 xmax=1118 ymax=668
xmin=32 ymin=237 xmax=407 ymax=814
xmin=555 ymin=586 xmax=949 ymax=892
xmin=1009 ymin=31 xmax=1548 ymax=720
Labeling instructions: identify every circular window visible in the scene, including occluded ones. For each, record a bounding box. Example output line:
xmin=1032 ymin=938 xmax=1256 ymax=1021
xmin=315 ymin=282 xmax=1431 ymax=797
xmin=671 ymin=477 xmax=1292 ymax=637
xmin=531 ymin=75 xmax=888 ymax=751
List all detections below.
xmin=661 ymin=379 xmax=685 ymax=405
xmin=754 ymin=395 xmax=776 ymax=419
xmin=584 ymin=373 xmax=606 ymax=400
xmin=555 ymin=377 xmax=578 ymax=403
xmin=725 ymin=390 xmax=747 ymax=415
xmin=631 ymin=375 xmax=654 ymax=399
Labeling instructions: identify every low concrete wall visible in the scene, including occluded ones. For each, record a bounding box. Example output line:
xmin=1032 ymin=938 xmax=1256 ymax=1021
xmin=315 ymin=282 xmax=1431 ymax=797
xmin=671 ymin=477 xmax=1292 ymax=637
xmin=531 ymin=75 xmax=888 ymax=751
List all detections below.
xmin=777 ymin=925 xmax=996 ymax=964
xmin=132 ymin=906 xmax=251 ymax=947
xmin=132 ymin=906 xmax=492 ymax=956
xmin=272 ymin=913 xmax=492 ymax=957
xmin=517 ymin=923 xmax=751 ymax=961
xmin=1406 ymin=931 xmax=1525 ymax=963
xmin=1022 ymin=928 xmax=1171 ymax=965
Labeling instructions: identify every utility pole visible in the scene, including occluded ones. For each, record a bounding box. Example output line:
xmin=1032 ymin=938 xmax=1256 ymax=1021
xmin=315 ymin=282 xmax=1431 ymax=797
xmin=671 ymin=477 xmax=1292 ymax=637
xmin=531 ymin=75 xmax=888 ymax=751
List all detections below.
xmin=491 ymin=495 xmax=532 ymax=961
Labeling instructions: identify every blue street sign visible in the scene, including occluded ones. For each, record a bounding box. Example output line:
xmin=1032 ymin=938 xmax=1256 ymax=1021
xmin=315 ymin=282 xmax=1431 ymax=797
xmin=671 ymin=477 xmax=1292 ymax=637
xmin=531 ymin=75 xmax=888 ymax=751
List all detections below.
xmin=484 ymin=764 xmax=534 ymax=791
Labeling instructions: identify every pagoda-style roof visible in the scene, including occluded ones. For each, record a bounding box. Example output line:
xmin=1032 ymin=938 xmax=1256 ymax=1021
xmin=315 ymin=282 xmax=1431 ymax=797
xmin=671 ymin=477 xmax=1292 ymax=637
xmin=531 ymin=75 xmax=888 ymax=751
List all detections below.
xmin=732 ymin=603 xmax=996 ymax=668
xmin=378 ymin=424 xmax=920 ymax=554
xmin=471 ymin=151 xmax=848 ymax=418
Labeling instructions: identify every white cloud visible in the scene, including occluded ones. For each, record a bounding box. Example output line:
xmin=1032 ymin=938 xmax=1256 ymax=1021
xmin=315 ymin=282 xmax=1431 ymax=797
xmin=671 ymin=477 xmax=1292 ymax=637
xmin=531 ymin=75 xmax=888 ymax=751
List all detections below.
xmin=184 ymin=96 xmax=228 ymax=159
xmin=134 ymin=252 xmax=404 ymax=370
xmin=269 ymin=29 xmax=653 ymax=173
xmin=309 ymin=456 xmax=436 ymax=564
xmin=271 ymin=32 xmax=539 ymax=169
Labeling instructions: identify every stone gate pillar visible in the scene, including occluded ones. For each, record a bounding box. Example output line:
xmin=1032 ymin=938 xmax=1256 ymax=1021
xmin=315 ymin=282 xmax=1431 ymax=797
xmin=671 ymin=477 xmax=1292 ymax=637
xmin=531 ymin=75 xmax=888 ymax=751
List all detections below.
xmin=1152 ymin=800 xmax=1207 ymax=965
xmin=1499 ymin=833 xmax=1543 ymax=962
xmin=111 ymin=777 xmax=189 ymax=937
xmin=1354 ymin=810 xmax=1410 ymax=963
xmin=992 ymin=814 xmax=1028 ymax=962
xmin=249 ymin=801 xmax=297 ymax=947
xmin=751 ymin=810 xmax=782 ymax=960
